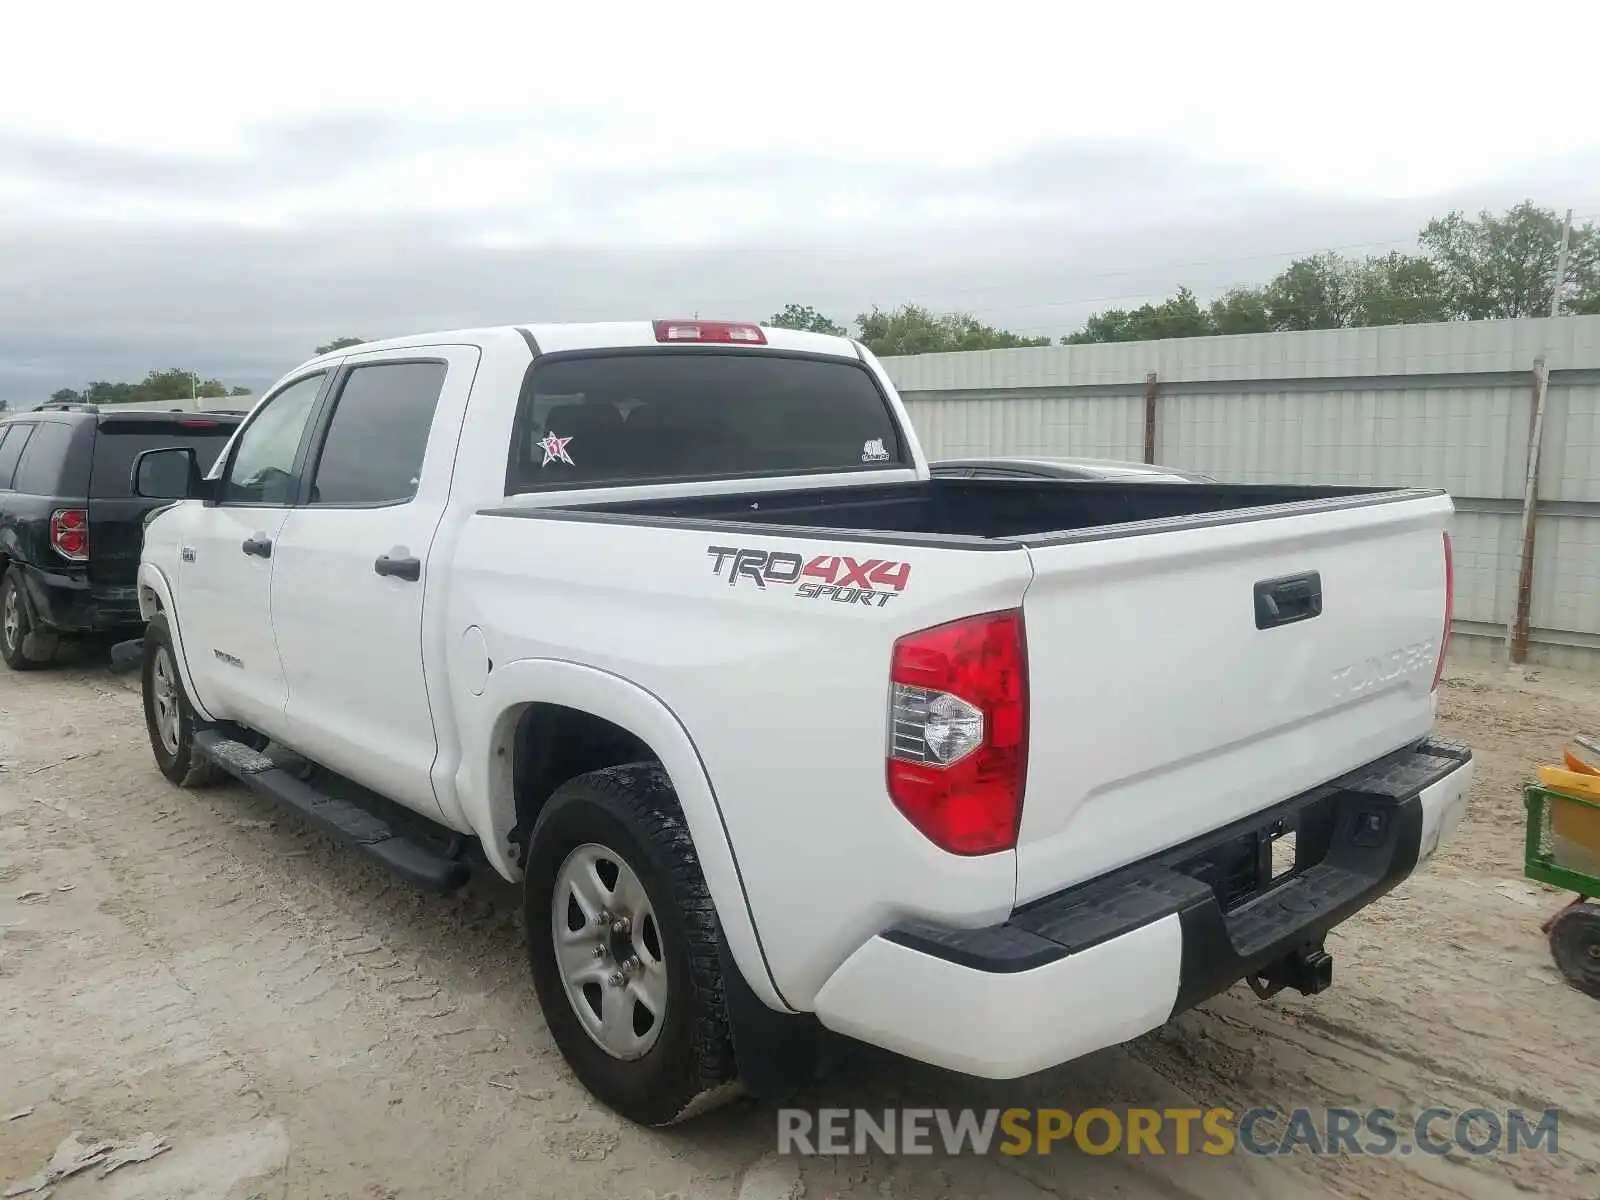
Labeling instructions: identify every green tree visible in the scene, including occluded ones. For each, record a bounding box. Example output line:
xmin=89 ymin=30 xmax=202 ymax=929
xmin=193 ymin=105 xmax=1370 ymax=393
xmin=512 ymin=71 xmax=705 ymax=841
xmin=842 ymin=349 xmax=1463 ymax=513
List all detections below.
xmin=1061 ymin=201 xmax=1582 ymax=343
xmin=1208 ymin=287 xmax=1273 ymax=335
xmin=855 ymin=304 xmax=1050 ymax=357
xmin=1420 ymin=201 xmax=1599 ymax=319
xmin=1344 ymin=252 xmax=1450 ymax=327
xmin=68 ymin=367 xmax=248 ymax=406
xmin=1063 ymin=287 xmax=1214 ymax=344
xmin=50 ymin=387 xmax=82 ymax=403
xmin=766 ymin=304 xmax=847 ymax=336
xmin=1263 ymin=254 xmax=1356 ymax=331
xmin=315 ymin=336 xmax=366 ymax=355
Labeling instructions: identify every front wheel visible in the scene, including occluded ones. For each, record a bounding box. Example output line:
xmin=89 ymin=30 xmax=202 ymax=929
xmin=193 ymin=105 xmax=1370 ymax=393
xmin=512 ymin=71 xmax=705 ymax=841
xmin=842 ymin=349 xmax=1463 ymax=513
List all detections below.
xmin=141 ymin=613 xmax=217 ymax=788
xmin=525 ymin=763 xmax=740 ymax=1126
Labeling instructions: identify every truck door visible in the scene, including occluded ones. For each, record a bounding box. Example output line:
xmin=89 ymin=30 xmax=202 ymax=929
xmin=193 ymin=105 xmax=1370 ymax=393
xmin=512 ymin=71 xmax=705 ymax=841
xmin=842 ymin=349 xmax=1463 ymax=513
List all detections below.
xmin=180 ymin=372 xmax=330 ymax=735
xmin=269 ymin=348 xmax=477 ymax=822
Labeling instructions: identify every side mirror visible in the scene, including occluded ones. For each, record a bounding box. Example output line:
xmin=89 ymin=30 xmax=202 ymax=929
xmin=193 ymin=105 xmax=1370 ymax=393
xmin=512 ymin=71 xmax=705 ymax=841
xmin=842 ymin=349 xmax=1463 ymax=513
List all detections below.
xmin=132 ymin=446 xmax=204 ymax=500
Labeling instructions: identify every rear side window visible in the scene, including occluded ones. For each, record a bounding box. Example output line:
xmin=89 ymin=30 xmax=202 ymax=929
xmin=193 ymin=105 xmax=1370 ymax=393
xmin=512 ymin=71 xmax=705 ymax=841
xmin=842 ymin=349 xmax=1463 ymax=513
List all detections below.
xmin=12 ymin=422 xmax=76 ymax=495
xmin=90 ymin=421 xmax=237 ymax=498
xmin=505 ymin=351 xmax=907 ymax=493
xmin=309 ymin=361 xmax=447 ymax=505
xmin=0 ymin=424 xmax=33 ymax=489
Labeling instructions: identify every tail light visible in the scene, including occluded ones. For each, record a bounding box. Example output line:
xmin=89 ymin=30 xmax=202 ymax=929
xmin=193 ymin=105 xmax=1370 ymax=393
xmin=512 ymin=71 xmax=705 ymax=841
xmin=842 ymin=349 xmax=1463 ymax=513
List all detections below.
xmin=652 ymin=319 xmax=766 ymax=345
xmin=51 ymin=508 xmax=89 ymax=562
xmin=1432 ymin=531 xmax=1453 ymax=691
xmin=886 ymin=610 xmax=1028 ymax=855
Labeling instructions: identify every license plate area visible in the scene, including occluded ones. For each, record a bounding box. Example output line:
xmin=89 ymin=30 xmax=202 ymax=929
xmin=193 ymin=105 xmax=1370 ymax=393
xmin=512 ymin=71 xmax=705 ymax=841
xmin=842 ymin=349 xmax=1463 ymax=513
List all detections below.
xmin=1270 ymin=828 xmax=1298 ymax=880
xmin=1172 ymin=793 xmax=1339 ymax=912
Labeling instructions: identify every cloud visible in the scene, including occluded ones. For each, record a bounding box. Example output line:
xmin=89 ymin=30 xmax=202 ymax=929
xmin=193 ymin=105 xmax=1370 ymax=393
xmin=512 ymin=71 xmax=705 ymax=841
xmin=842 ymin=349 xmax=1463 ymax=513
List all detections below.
xmin=3 ymin=125 xmax=1599 ymax=404
xmin=0 ymin=110 xmax=596 ymax=202
xmin=556 ymin=140 xmax=1254 ymax=213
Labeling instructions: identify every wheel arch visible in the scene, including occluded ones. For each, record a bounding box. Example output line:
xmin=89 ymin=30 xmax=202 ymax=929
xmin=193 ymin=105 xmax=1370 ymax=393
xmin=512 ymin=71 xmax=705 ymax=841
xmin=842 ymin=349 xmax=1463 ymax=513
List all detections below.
xmin=466 ymin=657 xmax=791 ymax=1013
xmin=136 ymin=563 xmax=216 ymax=723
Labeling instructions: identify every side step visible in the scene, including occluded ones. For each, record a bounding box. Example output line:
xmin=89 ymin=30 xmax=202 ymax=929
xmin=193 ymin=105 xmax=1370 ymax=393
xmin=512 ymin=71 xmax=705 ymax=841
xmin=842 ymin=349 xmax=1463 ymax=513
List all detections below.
xmin=193 ymin=729 xmax=470 ymax=893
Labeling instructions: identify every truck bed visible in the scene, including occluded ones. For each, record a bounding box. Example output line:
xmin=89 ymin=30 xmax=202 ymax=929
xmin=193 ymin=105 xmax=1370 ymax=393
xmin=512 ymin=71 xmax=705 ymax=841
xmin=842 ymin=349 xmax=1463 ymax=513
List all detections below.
xmin=509 ymin=472 xmax=1456 ymax=916
xmin=540 ymin=477 xmax=1431 ymax=546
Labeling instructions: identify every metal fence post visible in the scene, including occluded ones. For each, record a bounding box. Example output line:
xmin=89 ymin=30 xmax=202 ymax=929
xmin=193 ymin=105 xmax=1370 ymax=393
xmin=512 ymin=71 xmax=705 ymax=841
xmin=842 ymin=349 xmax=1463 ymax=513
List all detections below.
xmin=1143 ymin=372 xmax=1159 ymax=464
xmin=1507 ymin=357 xmax=1550 ymax=664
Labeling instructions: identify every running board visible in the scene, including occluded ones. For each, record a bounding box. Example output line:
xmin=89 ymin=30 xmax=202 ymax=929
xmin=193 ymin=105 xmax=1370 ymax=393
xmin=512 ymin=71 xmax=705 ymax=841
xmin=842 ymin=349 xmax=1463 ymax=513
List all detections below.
xmin=192 ymin=729 xmax=470 ymax=893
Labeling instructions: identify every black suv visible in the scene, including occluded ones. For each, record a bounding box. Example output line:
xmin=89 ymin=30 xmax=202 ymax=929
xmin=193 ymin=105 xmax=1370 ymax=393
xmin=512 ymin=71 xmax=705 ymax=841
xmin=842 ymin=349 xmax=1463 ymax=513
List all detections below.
xmin=0 ymin=403 xmax=243 ymax=669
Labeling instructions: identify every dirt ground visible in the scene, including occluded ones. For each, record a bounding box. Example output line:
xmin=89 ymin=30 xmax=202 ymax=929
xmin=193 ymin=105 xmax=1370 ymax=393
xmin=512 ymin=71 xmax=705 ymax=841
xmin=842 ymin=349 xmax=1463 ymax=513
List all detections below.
xmin=2 ymin=658 xmax=1598 ymax=1200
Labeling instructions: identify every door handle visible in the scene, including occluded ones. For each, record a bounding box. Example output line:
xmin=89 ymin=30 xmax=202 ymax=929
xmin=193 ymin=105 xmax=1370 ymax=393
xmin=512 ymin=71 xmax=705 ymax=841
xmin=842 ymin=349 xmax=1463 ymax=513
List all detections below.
xmin=241 ymin=535 xmax=273 ymax=558
xmin=374 ymin=554 xmax=421 ymax=582
xmin=1254 ymin=571 xmax=1322 ymax=629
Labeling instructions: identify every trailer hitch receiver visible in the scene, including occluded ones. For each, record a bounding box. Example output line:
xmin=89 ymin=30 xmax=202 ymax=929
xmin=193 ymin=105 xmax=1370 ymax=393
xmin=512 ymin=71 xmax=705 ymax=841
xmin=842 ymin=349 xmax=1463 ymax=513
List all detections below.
xmin=1248 ymin=944 xmax=1333 ymax=1000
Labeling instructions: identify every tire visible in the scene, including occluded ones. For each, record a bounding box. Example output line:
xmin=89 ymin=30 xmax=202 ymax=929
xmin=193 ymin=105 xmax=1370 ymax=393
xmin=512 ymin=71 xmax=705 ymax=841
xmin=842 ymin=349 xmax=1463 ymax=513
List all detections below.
xmin=1548 ymin=902 xmax=1600 ymax=999
xmin=141 ymin=613 xmax=218 ymax=788
xmin=0 ymin=568 xmax=58 ymax=671
xmin=526 ymin=763 xmax=741 ymax=1126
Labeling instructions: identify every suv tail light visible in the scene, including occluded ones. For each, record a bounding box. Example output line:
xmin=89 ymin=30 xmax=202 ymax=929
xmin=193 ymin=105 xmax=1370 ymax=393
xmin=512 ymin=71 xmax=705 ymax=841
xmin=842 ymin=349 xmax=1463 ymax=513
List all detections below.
xmin=51 ymin=508 xmax=89 ymax=562
xmin=652 ymin=319 xmax=766 ymax=345
xmin=887 ymin=610 xmax=1028 ymax=855
xmin=1432 ymin=531 xmax=1453 ymax=691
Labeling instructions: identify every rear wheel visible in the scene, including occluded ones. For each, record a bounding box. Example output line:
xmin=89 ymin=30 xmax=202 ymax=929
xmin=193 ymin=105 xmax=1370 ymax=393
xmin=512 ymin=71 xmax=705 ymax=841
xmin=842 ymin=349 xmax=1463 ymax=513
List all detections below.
xmin=141 ymin=613 xmax=217 ymax=788
xmin=1549 ymin=901 xmax=1600 ymax=999
xmin=525 ymin=763 xmax=740 ymax=1126
xmin=0 ymin=568 xmax=57 ymax=671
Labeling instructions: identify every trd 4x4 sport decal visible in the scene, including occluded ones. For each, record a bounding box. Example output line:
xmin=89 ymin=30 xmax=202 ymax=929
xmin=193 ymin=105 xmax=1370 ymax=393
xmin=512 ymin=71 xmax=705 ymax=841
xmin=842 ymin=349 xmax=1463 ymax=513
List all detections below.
xmin=706 ymin=546 xmax=911 ymax=608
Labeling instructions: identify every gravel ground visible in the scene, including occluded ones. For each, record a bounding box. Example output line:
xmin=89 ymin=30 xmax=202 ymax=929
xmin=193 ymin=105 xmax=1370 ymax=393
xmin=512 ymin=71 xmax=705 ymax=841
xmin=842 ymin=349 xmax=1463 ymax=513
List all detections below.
xmin=2 ymin=658 xmax=1598 ymax=1200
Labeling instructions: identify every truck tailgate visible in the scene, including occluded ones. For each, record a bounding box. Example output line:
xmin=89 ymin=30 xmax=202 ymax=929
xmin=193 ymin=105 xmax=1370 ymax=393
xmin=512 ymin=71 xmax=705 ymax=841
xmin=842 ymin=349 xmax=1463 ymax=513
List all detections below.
xmin=1015 ymin=491 xmax=1453 ymax=905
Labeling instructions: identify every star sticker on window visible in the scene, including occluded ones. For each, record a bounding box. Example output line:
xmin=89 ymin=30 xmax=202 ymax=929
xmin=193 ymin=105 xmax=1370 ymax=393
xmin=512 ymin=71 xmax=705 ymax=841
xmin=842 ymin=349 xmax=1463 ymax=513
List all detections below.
xmin=537 ymin=431 xmax=574 ymax=467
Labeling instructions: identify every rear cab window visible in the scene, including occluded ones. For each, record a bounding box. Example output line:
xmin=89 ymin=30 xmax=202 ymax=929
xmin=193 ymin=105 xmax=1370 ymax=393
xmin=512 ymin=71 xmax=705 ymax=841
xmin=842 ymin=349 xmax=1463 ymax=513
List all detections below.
xmin=309 ymin=361 xmax=447 ymax=506
xmin=90 ymin=416 xmax=238 ymax=498
xmin=505 ymin=350 xmax=908 ymax=493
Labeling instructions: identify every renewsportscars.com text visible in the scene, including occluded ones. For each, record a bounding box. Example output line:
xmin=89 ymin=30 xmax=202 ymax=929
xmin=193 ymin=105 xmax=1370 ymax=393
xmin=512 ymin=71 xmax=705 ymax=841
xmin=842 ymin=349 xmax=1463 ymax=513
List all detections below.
xmin=777 ymin=1107 xmax=1561 ymax=1158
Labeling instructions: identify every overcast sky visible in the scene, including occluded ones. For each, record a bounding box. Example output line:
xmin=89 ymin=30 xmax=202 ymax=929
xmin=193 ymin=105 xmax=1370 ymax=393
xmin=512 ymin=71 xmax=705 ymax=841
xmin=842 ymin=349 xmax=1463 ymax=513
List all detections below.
xmin=4 ymin=0 xmax=1600 ymax=403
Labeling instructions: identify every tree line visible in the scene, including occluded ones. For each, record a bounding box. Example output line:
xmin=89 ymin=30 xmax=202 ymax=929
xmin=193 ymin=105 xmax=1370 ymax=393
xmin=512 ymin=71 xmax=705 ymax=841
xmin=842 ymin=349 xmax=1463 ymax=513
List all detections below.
xmin=39 ymin=202 xmax=1596 ymax=403
xmin=50 ymin=367 xmax=253 ymax=407
xmin=44 ymin=338 xmax=370 ymax=407
xmin=771 ymin=201 xmax=1599 ymax=353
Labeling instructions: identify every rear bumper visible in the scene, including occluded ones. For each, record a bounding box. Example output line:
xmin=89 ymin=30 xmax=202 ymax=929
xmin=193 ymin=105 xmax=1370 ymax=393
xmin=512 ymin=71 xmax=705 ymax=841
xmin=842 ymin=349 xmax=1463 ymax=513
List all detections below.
xmin=811 ymin=737 xmax=1473 ymax=1079
xmin=19 ymin=564 xmax=142 ymax=634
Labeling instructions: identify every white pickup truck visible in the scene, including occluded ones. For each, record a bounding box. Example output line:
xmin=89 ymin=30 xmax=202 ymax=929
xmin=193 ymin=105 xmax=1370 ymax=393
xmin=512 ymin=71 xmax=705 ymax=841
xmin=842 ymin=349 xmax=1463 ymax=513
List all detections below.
xmin=127 ymin=318 xmax=1473 ymax=1126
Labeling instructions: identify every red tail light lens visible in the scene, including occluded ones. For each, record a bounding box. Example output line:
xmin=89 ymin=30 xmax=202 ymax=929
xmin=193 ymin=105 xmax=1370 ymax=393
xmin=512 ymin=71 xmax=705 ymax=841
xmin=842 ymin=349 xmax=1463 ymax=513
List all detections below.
xmin=652 ymin=319 xmax=766 ymax=345
xmin=51 ymin=508 xmax=89 ymax=562
xmin=887 ymin=610 xmax=1028 ymax=855
xmin=1433 ymin=531 xmax=1453 ymax=691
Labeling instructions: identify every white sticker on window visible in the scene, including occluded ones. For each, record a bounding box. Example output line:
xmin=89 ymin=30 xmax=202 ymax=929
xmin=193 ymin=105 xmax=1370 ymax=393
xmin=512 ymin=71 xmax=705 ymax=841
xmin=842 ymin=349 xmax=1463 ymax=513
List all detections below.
xmin=537 ymin=431 xmax=574 ymax=467
xmin=861 ymin=438 xmax=889 ymax=463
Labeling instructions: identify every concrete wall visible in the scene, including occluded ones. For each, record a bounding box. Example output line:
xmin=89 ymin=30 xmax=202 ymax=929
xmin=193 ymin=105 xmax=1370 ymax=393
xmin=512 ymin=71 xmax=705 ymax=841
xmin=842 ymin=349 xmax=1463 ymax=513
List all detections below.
xmin=881 ymin=315 xmax=1600 ymax=670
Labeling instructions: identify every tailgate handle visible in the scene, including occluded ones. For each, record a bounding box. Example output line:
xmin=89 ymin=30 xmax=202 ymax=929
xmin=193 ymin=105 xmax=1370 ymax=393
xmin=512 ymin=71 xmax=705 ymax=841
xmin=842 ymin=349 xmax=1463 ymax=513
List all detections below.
xmin=1255 ymin=571 xmax=1322 ymax=629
